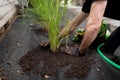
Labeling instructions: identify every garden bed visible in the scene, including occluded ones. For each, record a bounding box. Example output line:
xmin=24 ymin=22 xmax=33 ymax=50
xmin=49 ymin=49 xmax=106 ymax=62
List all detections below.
xmin=19 ymin=25 xmax=93 ymax=78
xmin=0 ymin=12 xmax=120 ymax=80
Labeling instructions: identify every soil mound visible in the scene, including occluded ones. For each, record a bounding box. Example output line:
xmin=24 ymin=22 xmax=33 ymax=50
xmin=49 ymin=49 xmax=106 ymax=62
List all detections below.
xmin=19 ymin=46 xmax=93 ymax=78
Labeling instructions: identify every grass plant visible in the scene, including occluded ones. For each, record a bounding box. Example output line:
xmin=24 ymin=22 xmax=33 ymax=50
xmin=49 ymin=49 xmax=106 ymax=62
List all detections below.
xmin=30 ymin=0 xmax=67 ymax=52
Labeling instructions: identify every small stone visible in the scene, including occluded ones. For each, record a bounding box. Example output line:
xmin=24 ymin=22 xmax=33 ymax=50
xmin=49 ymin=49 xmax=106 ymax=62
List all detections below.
xmin=16 ymin=41 xmax=21 ymax=46
xmin=17 ymin=42 xmax=21 ymax=46
xmin=17 ymin=70 xmax=20 ymax=73
xmin=44 ymin=75 xmax=50 ymax=78
xmin=96 ymin=68 xmax=100 ymax=72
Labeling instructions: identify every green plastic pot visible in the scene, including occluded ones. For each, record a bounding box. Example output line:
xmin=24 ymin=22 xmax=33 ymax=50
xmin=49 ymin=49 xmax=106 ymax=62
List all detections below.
xmin=97 ymin=43 xmax=120 ymax=70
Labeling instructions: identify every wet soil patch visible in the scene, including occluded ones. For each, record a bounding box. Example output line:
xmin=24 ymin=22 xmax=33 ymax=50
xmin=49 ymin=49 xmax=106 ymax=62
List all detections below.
xmin=19 ymin=44 xmax=93 ymax=78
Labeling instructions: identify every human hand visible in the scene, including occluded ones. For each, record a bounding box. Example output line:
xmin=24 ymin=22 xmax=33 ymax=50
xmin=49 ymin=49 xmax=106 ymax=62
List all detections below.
xmin=78 ymin=48 xmax=86 ymax=57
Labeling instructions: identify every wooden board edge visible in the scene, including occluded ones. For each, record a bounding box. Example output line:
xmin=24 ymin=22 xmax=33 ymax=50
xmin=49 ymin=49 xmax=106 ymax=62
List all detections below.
xmin=0 ymin=9 xmax=18 ymax=42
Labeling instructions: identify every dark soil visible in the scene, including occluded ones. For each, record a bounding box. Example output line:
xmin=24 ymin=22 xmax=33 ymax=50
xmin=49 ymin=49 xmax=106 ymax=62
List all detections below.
xmin=19 ymin=45 xmax=93 ymax=78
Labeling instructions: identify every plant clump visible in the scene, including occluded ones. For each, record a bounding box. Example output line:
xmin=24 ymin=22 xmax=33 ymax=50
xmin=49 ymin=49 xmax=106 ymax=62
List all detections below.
xmin=30 ymin=0 xmax=68 ymax=52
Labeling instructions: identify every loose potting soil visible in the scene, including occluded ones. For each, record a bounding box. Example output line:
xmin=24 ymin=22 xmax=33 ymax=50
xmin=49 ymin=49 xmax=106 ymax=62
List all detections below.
xmin=19 ymin=45 xmax=93 ymax=78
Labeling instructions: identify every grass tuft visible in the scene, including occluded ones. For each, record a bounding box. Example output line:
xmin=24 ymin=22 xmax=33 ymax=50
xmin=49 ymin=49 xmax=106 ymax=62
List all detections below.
xmin=30 ymin=0 xmax=68 ymax=52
